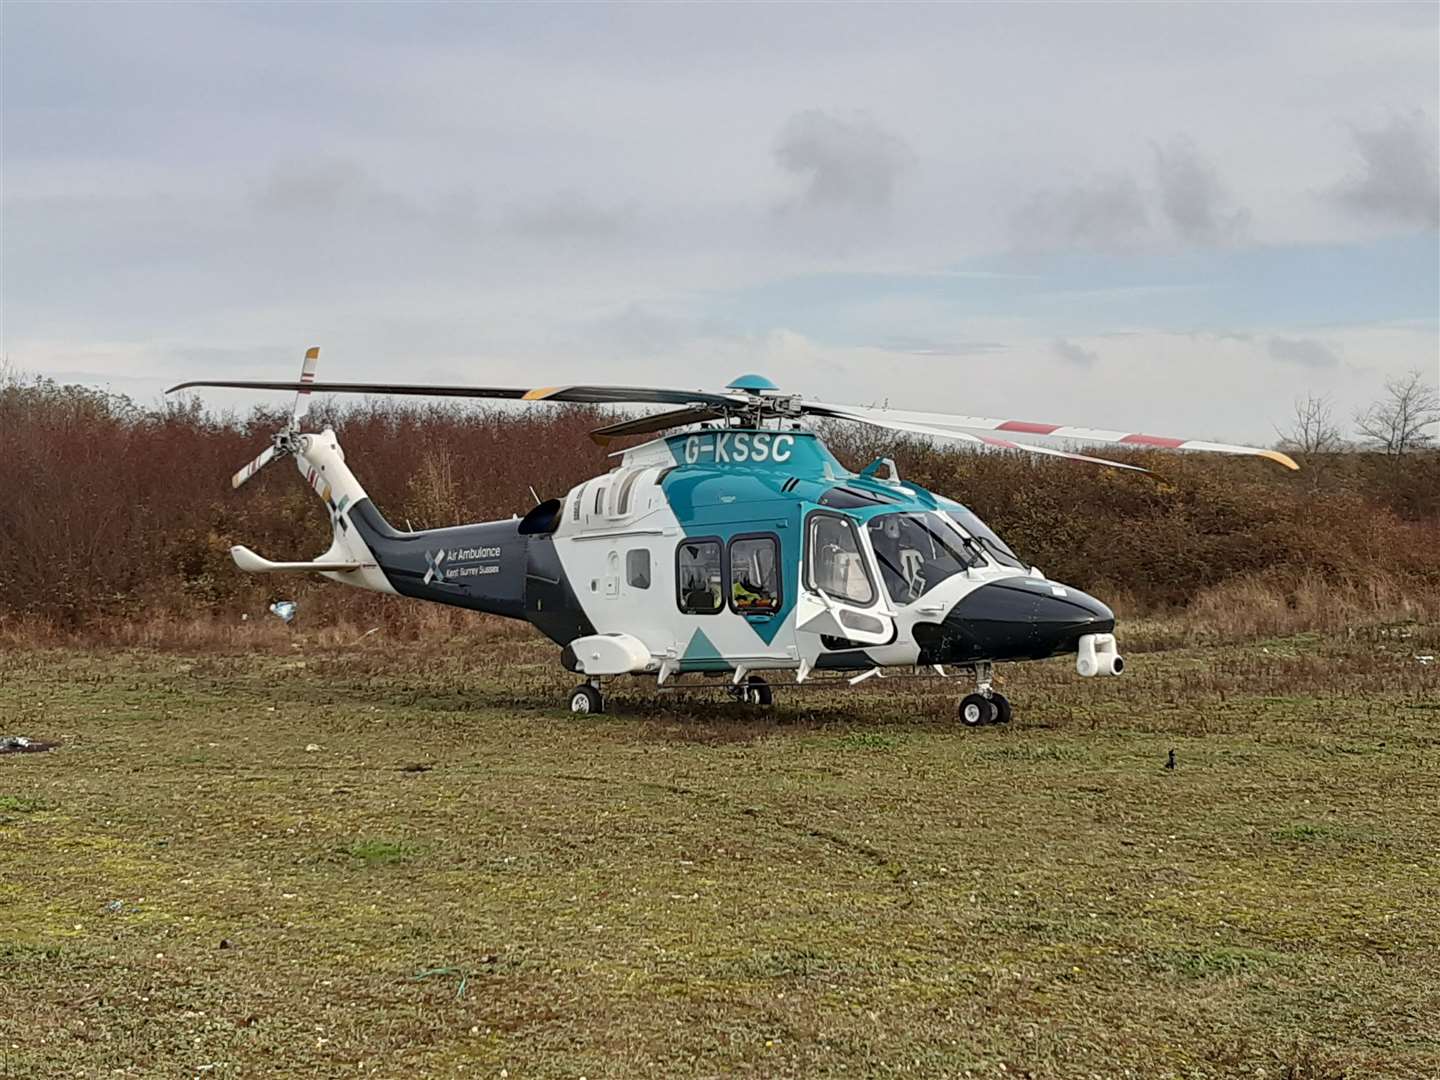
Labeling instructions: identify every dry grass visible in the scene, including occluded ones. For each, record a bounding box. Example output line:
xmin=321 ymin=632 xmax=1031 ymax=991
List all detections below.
xmin=1 ymin=622 xmax=1437 ymax=1078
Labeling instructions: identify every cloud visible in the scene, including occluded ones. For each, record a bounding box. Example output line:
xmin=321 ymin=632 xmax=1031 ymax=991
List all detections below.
xmin=1008 ymin=174 xmax=1150 ymax=253
xmin=1011 ymin=139 xmax=1249 ymax=251
xmin=877 ymin=336 xmax=1008 ymax=358
xmin=1152 ymin=137 xmax=1250 ymax=245
xmin=1331 ymin=111 xmax=1439 ymax=230
xmin=1053 ymin=339 xmax=1099 ymax=367
xmin=1268 ymin=336 xmax=1340 ymax=368
xmin=252 ymin=158 xmax=406 ymax=217
xmin=774 ymin=110 xmax=910 ymax=213
xmin=506 ymin=190 xmax=627 ymax=239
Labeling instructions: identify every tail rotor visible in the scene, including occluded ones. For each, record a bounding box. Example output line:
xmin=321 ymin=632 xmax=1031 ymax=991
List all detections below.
xmin=231 ymin=346 xmax=320 ymax=490
xmin=292 ymin=345 xmax=319 ymax=428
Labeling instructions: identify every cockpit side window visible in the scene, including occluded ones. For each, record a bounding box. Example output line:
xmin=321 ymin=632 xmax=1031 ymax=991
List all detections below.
xmin=805 ymin=513 xmax=876 ymax=607
xmin=868 ymin=511 xmax=982 ymax=604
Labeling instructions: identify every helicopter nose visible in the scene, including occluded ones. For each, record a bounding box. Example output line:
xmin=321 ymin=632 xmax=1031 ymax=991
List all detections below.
xmin=912 ymin=578 xmax=1115 ymax=664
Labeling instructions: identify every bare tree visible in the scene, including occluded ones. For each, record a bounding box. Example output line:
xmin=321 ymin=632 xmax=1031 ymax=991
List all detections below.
xmin=1275 ymin=392 xmax=1343 ymax=453
xmin=1354 ymin=369 xmax=1440 ymax=453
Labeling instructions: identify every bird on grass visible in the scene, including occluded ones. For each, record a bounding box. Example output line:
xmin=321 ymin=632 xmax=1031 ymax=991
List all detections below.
xmin=1165 ymin=748 xmax=1177 ymax=771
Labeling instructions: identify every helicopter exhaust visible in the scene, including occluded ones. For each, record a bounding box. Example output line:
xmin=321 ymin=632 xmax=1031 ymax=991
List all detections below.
xmin=1076 ymin=633 xmax=1125 ymax=677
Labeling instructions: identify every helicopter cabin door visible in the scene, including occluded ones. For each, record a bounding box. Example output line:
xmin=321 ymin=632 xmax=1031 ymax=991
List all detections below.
xmin=673 ymin=529 xmax=794 ymax=672
xmin=795 ymin=511 xmax=895 ymax=647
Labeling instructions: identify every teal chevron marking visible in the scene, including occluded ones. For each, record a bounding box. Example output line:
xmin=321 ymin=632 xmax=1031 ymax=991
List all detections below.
xmin=681 ymin=628 xmax=731 ymax=671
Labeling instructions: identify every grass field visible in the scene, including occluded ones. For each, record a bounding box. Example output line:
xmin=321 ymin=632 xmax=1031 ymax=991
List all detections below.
xmin=2 ymin=623 xmax=1438 ymax=1079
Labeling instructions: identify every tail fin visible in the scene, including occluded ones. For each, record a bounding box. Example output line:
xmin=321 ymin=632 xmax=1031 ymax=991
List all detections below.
xmin=229 ymin=425 xmax=395 ymax=595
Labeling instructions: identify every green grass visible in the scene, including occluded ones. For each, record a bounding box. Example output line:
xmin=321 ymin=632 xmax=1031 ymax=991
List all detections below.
xmin=0 ymin=794 xmax=53 ymax=815
xmin=0 ymin=623 xmax=1437 ymax=1078
xmin=343 ymin=838 xmax=420 ymax=866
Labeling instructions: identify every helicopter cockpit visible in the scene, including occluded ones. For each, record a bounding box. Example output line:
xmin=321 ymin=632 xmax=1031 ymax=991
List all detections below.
xmin=867 ymin=511 xmax=983 ymax=605
xmin=942 ymin=507 xmax=1027 ymax=571
xmin=862 ymin=508 xmax=1031 ymax=607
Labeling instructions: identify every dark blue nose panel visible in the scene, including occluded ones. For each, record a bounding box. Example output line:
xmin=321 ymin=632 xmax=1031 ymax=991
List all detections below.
xmin=913 ymin=578 xmax=1115 ymax=664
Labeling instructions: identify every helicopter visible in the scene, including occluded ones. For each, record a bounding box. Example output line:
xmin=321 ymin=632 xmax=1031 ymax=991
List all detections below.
xmin=168 ymin=348 xmax=1297 ymax=723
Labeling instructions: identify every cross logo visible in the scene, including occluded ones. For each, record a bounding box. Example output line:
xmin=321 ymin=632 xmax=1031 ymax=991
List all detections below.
xmin=423 ymin=548 xmax=447 ymax=585
xmin=327 ymin=493 xmax=351 ymax=533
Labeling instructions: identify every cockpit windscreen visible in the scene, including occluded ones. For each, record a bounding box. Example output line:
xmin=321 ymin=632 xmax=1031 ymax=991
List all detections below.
xmin=867 ymin=511 xmax=983 ymax=605
xmin=945 ymin=507 xmax=1028 ymax=570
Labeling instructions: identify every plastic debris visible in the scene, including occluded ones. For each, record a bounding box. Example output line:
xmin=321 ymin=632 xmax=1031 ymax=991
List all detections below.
xmin=1417 ymin=655 xmax=1435 ymax=665
xmin=0 ymin=736 xmax=56 ymax=754
xmin=269 ymin=600 xmax=297 ymax=624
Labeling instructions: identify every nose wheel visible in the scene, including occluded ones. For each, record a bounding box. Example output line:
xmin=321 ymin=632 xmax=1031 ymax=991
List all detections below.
xmin=958 ymin=662 xmax=1010 ymax=726
xmin=958 ymin=692 xmax=1011 ymax=726
xmin=959 ymin=693 xmax=992 ymax=726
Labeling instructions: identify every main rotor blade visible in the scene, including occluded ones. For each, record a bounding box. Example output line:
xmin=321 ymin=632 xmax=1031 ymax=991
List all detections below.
xmin=805 ymin=402 xmax=1298 ymax=470
xmin=166 ymin=379 xmax=745 ymax=410
xmin=812 ymin=405 xmax=1151 ymax=473
xmin=589 ymin=406 xmax=727 ymax=445
xmin=232 ymin=443 xmax=279 ymax=489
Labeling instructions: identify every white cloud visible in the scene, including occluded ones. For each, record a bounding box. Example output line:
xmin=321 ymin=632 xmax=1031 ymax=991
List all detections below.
xmin=1331 ymin=110 xmax=1439 ymax=230
xmin=1009 ymin=174 xmax=1150 ymax=253
xmin=1268 ymin=337 xmax=1341 ymax=369
xmin=1152 ymin=138 xmax=1250 ymax=245
xmin=773 ymin=110 xmax=910 ymax=214
xmin=1053 ymin=339 xmax=1100 ymax=367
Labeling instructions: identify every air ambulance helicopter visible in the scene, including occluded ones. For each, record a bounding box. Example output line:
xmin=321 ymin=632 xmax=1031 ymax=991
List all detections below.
xmin=169 ymin=348 xmax=1297 ymax=723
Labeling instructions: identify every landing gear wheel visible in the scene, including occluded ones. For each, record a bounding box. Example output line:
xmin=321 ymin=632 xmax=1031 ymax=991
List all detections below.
xmin=568 ymin=684 xmax=604 ymax=715
xmin=990 ymin=693 xmax=1012 ymax=725
xmin=959 ymin=693 xmax=996 ymax=727
xmin=740 ymin=675 xmax=773 ymax=708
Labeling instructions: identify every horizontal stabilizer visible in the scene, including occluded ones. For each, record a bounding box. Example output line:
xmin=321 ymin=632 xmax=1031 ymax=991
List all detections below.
xmin=230 ymin=545 xmax=365 ymax=574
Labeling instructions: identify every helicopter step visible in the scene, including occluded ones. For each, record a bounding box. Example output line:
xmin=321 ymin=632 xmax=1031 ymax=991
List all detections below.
xmin=566 ymin=673 xmax=772 ymax=713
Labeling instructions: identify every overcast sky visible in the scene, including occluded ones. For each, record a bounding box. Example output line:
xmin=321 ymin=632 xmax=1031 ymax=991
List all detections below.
xmin=3 ymin=2 xmax=1437 ymax=443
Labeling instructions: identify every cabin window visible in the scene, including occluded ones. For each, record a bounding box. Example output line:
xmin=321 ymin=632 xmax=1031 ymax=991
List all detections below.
xmin=806 ymin=513 xmax=875 ymax=607
xmin=572 ymin=485 xmax=584 ymax=521
xmin=593 ymin=485 xmax=607 ymax=516
xmin=728 ymin=535 xmax=781 ymax=615
xmin=626 ymin=549 xmax=651 ymax=589
xmin=676 ymin=538 xmax=723 ymax=614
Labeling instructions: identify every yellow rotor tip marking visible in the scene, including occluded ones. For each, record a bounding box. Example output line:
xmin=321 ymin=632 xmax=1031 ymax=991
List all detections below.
xmin=523 ymin=386 xmax=561 ymax=400
xmin=1258 ymin=449 xmax=1300 ymax=471
xmin=304 ymin=347 xmax=320 ymax=359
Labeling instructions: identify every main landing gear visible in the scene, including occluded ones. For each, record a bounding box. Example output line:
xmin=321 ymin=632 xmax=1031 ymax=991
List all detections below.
xmin=568 ymin=680 xmax=604 ymax=714
xmin=958 ymin=662 xmax=1011 ymax=727
xmin=729 ymin=674 xmax=773 ymax=708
